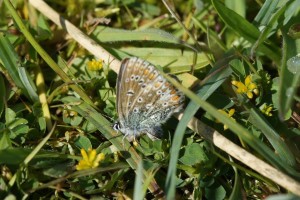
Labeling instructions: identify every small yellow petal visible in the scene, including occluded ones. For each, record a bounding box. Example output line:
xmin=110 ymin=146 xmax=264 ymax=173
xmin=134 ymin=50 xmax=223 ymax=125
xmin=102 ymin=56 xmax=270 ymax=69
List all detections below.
xmin=231 ymin=80 xmax=239 ymax=86
xmin=81 ymin=149 xmax=89 ymax=162
xmin=76 ymin=149 xmax=105 ymax=170
xmin=236 ymin=82 xmax=247 ymax=93
xmin=245 ymin=75 xmax=252 ymax=86
xmin=88 ymin=149 xmax=97 ymax=163
xmin=248 ymin=83 xmax=257 ymax=90
xmin=76 ymin=160 xmax=90 ymax=170
xmin=247 ymin=92 xmax=253 ymax=99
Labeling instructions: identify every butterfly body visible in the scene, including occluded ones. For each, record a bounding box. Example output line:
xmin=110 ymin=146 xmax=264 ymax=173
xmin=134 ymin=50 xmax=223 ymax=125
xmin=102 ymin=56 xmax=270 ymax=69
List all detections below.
xmin=114 ymin=57 xmax=185 ymax=141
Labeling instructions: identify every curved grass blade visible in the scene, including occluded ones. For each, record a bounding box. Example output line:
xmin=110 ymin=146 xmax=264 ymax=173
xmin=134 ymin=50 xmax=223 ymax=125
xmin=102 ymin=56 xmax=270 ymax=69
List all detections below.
xmin=0 ymin=34 xmax=38 ymax=102
xmin=278 ymin=30 xmax=300 ymax=120
xmin=165 ymin=55 xmax=234 ymax=200
xmin=3 ymin=0 xmax=94 ymax=107
xmin=133 ymin=161 xmax=144 ymax=200
xmin=92 ymin=26 xmax=197 ymax=51
xmin=225 ymin=0 xmax=246 ymax=17
xmin=249 ymin=108 xmax=296 ymax=167
xmin=117 ymin=47 xmax=209 ymax=72
xmin=254 ymin=0 xmax=279 ymax=26
xmin=251 ymin=2 xmax=288 ymax=56
xmin=0 ymin=74 xmax=5 ymax=117
xmin=211 ymin=0 xmax=281 ymax=65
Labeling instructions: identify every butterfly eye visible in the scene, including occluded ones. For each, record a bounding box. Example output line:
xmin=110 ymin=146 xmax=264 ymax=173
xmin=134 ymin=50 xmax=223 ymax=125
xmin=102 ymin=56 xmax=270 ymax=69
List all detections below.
xmin=113 ymin=122 xmax=120 ymax=131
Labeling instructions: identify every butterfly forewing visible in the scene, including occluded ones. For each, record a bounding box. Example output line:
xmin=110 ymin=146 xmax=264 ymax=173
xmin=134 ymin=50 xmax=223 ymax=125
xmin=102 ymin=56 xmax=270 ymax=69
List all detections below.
xmin=116 ymin=57 xmax=185 ymax=140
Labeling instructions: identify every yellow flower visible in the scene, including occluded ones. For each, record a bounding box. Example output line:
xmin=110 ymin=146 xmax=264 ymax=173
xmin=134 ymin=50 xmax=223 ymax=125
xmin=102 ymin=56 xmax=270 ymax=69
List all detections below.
xmin=76 ymin=148 xmax=105 ymax=170
xmin=260 ymin=104 xmax=273 ymax=116
xmin=87 ymin=59 xmax=103 ymax=71
xmin=217 ymin=108 xmax=236 ymax=130
xmin=232 ymin=75 xmax=259 ymax=99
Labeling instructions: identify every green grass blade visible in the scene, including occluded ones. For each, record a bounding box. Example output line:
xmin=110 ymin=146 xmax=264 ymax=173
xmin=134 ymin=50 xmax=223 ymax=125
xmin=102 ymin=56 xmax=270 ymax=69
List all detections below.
xmin=278 ymin=29 xmax=300 ymax=119
xmin=3 ymin=0 xmax=94 ymax=107
xmin=225 ymin=0 xmax=246 ymax=17
xmin=93 ymin=26 xmax=196 ymax=51
xmin=165 ymin=56 xmax=234 ymax=200
xmin=229 ymin=160 xmax=243 ymax=200
xmin=254 ymin=0 xmax=280 ymax=26
xmin=211 ymin=0 xmax=281 ymax=65
xmin=133 ymin=161 xmax=144 ymax=200
xmin=249 ymin=108 xmax=296 ymax=167
xmin=0 ymin=34 xmax=38 ymax=102
xmin=251 ymin=2 xmax=288 ymax=55
xmin=0 ymin=74 xmax=5 ymax=117
xmin=116 ymin=47 xmax=209 ymax=73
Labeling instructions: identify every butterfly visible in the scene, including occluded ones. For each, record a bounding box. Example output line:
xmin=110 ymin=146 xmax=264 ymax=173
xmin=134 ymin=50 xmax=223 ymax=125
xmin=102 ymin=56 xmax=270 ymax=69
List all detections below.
xmin=113 ymin=57 xmax=185 ymax=141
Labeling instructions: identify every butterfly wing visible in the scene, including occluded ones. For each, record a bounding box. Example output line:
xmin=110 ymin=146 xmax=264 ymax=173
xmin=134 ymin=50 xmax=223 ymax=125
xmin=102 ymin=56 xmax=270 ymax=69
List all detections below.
xmin=116 ymin=57 xmax=184 ymax=139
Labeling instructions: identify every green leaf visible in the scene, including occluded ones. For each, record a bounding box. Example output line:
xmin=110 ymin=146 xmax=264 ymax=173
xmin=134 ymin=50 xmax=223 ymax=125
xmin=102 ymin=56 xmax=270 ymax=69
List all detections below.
xmin=43 ymin=161 xmax=75 ymax=178
xmin=74 ymin=136 xmax=92 ymax=151
xmin=179 ymin=143 xmax=209 ymax=166
xmin=205 ymin=183 xmax=226 ymax=200
xmin=0 ymin=131 xmax=12 ymax=150
xmin=7 ymin=118 xmax=28 ymax=130
xmin=37 ymin=14 xmax=52 ymax=40
xmin=5 ymin=108 xmax=16 ymax=124
xmin=11 ymin=124 xmax=29 ymax=136
xmin=0 ymin=148 xmax=29 ymax=165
